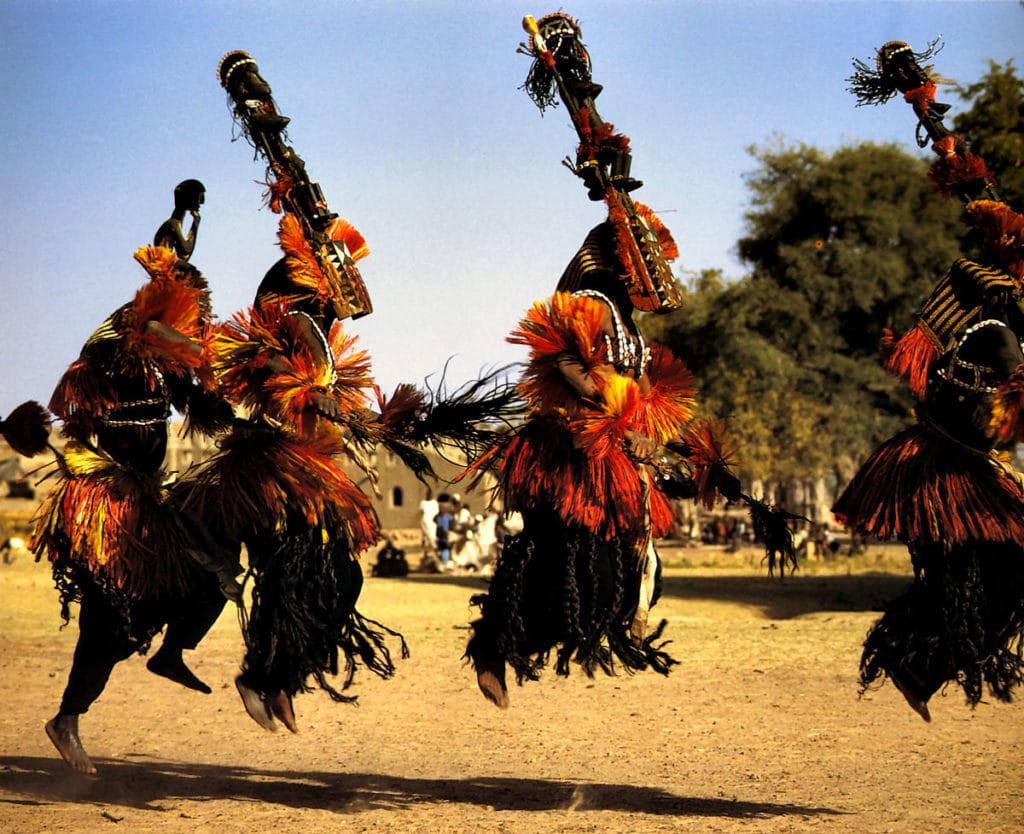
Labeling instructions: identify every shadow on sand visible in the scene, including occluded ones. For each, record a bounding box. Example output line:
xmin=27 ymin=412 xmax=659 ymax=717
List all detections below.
xmin=657 ymin=572 xmax=909 ymax=619
xmin=403 ymin=571 xmax=910 ymax=620
xmin=0 ymin=755 xmax=844 ymax=821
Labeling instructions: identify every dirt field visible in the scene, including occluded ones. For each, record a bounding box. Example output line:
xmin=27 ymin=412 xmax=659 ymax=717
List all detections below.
xmin=1 ymin=536 xmax=1021 ymax=834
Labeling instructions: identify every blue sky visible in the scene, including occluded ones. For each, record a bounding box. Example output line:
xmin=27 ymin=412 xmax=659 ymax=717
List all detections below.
xmin=1 ymin=0 xmax=1021 ymax=417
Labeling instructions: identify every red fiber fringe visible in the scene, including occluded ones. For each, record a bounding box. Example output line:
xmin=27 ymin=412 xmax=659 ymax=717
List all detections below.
xmin=510 ymin=293 xmax=608 ymax=414
xmin=605 ymin=197 xmax=644 ymax=293
xmin=122 ymin=277 xmax=205 ymax=373
xmin=832 ymin=424 xmax=1024 ymax=546
xmin=211 ymin=304 xmax=373 ymax=428
xmin=904 ymin=82 xmax=936 ymax=112
xmin=633 ymin=201 xmax=680 ymax=262
xmin=929 ymin=151 xmax=993 ymax=199
xmin=49 ymin=357 xmax=118 ymax=437
xmin=577 ymin=375 xmax=640 ymax=459
xmin=327 ymin=320 xmax=374 ymax=411
xmin=32 ymin=450 xmax=198 ymax=599
xmin=500 ymin=418 xmax=647 ymax=539
xmin=684 ymin=419 xmax=741 ymax=509
xmin=376 ymin=383 xmax=429 ymax=434
xmin=572 ymin=111 xmax=631 ymax=160
xmin=327 ymin=218 xmax=370 ymax=262
xmin=882 ymin=324 xmax=938 ymax=399
xmin=278 ymin=213 xmax=332 ymax=305
xmin=264 ymin=173 xmax=293 ymax=214
xmin=634 ymin=345 xmax=696 ymax=444
xmin=260 ymin=349 xmax=337 ymax=433
xmin=573 ymin=108 xmax=594 ymax=156
xmin=495 ymin=292 xmax=697 ymax=538
xmin=181 ymin=426 xmax=379 ymax=552
xmin=963 ymin=201 xmax=1024 ymax=281
xmin=591 ymin=121 xmax=631 ymax=153
xmin=210 ymin=305 xmax=288 ymax=410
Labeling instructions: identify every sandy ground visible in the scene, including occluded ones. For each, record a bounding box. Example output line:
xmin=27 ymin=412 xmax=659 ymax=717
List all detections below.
xmin=0 ymin=540 xmax=1021 ymax=834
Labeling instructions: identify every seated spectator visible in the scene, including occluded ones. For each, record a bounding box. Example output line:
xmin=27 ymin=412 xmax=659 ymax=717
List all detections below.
xmin=372 ymin=537 xmax=409 ymax=578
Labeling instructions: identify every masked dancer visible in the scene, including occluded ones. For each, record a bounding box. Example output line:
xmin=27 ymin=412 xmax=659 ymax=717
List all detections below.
xmin=188 ymin=52 xmax=516 ymax=732
xmin=836 ymin=41 xmax=1024 ymax=720
xmin=466 ymin=14 xmax=794 ymax=708
xmin=32 ymin=183 xmax=236 ymax=774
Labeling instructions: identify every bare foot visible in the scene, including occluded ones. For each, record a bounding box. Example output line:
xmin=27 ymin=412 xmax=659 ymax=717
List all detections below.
xmin=45 ymin=715 xmax=96 ymax=775
xmin=217 ymin=572 xmax=243 ymax=603
xmin=469 ymin=640 xmax=509 ymax=709
xmin=476 ymin=669 xmax=509 ymax=709
xmin=147 ymin=648 xmax=212 ymax=694
xmin=268 ymin=691 xmax=299 ymax=734
xmin=892 ymin=676 xmax=932 ymax=723
xmin=235 ymin=677 xmax=277 ymax=732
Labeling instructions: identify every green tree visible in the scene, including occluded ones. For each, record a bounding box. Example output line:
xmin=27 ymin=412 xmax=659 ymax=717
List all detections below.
xmin=952 ymin=60 xmax=1024 ymax=206
xmin=647 ymin=141 xmax=963 ymax=486
xmin=650 ymin=270 xmax=834 ymax=483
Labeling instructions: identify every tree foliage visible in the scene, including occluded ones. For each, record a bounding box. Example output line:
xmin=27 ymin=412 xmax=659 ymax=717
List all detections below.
xmin=646 ymin=142 xmax=962 ymax=483
xmin=952 ymin=60 xmax=1024 ymax=207
xmin=645 ymin=63 xmax=1022 ymax=491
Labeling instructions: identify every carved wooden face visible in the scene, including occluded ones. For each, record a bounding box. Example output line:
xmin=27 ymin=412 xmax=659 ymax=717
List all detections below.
xmin=219 ymin=52 xmax=272 ymax=102
xmin=175 ymin=180 xmax=205 ymax=213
